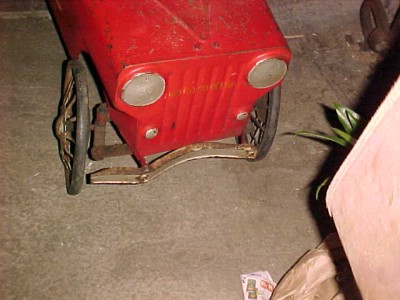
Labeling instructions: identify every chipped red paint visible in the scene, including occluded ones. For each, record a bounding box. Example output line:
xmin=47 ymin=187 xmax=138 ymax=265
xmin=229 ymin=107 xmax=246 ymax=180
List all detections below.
xmin=48 ymin=0 xmax=291 ymax=164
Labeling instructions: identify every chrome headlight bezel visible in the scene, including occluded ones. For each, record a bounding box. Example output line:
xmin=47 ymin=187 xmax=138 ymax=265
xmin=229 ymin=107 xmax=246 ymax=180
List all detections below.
xmin=247 ymin=58 xmax=288 ymax=89
xmin=121 ymin=72 xmax=166 ymax=107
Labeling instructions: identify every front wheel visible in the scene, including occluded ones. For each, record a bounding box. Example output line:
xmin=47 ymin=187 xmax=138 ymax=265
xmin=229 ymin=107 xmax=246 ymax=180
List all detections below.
xmin=55 ymin=58 xmax=90 ymax=195
xmin=237 ymin=86 xmax=280 ymax=161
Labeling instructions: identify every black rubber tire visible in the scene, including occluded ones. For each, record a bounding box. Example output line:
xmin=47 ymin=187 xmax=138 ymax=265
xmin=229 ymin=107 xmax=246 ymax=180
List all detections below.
xmin=238 ymin=86 xmax=280 ymax=161
xmin=56 ymin=57 xmax=90 ymax=195
xmin=360 ymin=0 xmax=390 ymax=53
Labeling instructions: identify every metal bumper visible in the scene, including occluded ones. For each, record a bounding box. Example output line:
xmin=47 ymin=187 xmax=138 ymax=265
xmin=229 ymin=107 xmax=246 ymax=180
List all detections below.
xmin=90 ymin=142 xmax=257 ymax=184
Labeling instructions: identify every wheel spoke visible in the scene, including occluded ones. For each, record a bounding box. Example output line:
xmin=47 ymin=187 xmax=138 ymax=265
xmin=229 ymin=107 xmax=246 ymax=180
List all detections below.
xmin=249 ymin=132 xmax=256 ymax=143
xmin=59 ymin=151 xmax=72 ymax=171
xmin=237 ymin=87 xmax=280 ymax=160
xmin=65 ymin=119 xmax=76 ymax=133
xmin=65 ymin=133 xmax=75 ymax=143
xmin=65 ymin=94 xmax=77 ymax=113
xmin=250 ymin=114 xmax=265 ymax=132
xmin=64 ymin=159 xmax=72 ymax=171
xmin=246 ymin=101 xmax=269 ymax=146
xmin=62 ymin=78 xmax=74 ymax=105
xmin=64 ymin=148 xmax=73 ymax=159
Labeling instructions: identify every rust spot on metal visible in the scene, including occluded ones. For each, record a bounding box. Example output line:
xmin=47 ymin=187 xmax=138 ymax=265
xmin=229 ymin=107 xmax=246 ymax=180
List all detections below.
xmin=90 ymin=103 xmax=133 ymax=161
xmin=91 ymin=144 xmax=132 ymax=161
xmin=193 ymin=43 xmax=202 ymax=51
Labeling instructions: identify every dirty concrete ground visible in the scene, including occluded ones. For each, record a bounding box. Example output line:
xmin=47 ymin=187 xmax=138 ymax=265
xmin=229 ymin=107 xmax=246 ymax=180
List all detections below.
xmin=0 ymin=1 xmax=381 ymax=299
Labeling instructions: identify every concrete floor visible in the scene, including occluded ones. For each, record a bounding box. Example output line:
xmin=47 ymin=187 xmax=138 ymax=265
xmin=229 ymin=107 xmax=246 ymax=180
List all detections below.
xmin=1 ymin=1 xmax=378 ymax=299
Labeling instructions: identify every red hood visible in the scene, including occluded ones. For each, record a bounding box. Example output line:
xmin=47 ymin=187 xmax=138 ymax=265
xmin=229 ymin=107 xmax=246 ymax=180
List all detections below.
xmin=70 ymin=0 xmax=288 ymax=67
xmin=156 ymin=0 xmax=212 ymax=41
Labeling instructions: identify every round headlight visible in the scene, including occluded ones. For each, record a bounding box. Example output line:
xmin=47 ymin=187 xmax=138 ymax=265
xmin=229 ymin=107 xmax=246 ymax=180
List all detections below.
xmin=121 ymin=73 xmax=165 ymax=106
xmin=247 ymin=58 xmax=287 ymax=89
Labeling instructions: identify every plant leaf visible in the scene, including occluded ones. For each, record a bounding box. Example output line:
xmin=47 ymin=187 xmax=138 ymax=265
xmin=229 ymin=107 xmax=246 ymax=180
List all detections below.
xmin=334 ymin=102 xmax=352 ymax=134
xmin=346 ymin=108 xmax=361 ymax=130
xmin=316 ymin=177 xmax=331 ymax=200
xmin=334 ymin=102 xmax=360 ymax=134
xmin=293 ymin=131 xmax=348 ymax=146
xmin=331 ymin=127 xmax=355 ymax=145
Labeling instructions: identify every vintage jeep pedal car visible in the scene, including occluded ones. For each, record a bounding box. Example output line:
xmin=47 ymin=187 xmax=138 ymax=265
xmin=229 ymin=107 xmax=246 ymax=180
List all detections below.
xmin=49 ymin=0 xmax=291 ymax=195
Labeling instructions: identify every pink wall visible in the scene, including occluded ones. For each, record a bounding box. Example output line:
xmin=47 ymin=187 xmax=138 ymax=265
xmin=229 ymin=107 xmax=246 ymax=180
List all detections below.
xmin=327 ymin=77 xmax=400 ymax=299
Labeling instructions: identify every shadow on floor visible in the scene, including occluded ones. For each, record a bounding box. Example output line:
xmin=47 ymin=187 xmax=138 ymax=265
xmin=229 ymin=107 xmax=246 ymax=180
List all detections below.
xmin=304 ymin=26 xmax=400 ymax=300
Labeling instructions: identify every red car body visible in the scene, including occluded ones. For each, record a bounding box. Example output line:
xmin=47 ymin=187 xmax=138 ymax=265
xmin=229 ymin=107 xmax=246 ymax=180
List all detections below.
xmin=49 ymin=0 xmax=291 ymax=166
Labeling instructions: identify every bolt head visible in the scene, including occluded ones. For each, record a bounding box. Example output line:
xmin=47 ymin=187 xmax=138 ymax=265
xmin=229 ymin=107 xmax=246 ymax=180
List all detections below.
xmin=236 ymin=112 xmax=248 ymax=121
xmin=145 ymin=128 xmax=158 ymax=139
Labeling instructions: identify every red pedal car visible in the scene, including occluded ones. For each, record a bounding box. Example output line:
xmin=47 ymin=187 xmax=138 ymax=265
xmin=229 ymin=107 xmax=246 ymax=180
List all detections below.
xmin=49 ymin=0 xmax=291 ymax=195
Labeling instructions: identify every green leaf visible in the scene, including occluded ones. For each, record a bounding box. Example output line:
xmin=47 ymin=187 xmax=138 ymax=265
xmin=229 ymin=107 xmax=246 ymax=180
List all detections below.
xmin=334 ymin=102 xmax=352 ymax=134
xmin=316 ymin=177 xmax=330 ymax=200
xmin=293 ymin=131 xmax=348 ymax=147
xmin=331 ymin=127 xmax=355 ymax=145
xmin=346 ymin=108 xmax=361 ymax=130
xmin=334 ymin=102 xmax=360 ymax=134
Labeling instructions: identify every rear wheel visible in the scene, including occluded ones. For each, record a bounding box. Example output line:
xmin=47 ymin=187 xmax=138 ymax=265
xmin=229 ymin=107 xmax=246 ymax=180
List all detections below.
xmin=360 ymin=0 xmax=390 ymax=53
xmin=238 ymin=86 xmax=280 ymax=161
xmin=55 ymin=58 xmax=90 ymax=195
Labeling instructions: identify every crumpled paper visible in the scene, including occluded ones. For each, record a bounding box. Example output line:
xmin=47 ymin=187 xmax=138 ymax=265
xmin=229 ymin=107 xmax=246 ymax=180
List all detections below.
xmin=241 ymin=271 xmax=276 ymax=300
xmin=270 ymin=233 xmax=361 ymax=300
